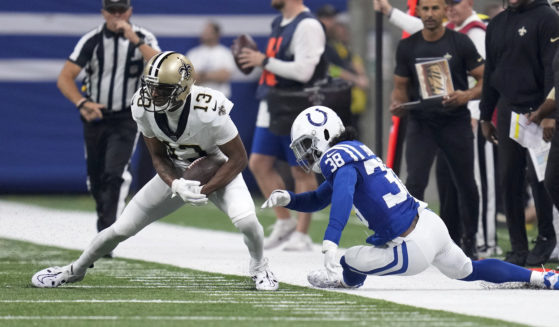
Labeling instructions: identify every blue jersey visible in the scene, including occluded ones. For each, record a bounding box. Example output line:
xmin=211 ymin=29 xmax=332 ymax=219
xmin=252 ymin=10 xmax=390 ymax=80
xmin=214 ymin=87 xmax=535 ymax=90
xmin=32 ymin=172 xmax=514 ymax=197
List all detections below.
xmin=286 ymin=140 xmax=424 ymax=246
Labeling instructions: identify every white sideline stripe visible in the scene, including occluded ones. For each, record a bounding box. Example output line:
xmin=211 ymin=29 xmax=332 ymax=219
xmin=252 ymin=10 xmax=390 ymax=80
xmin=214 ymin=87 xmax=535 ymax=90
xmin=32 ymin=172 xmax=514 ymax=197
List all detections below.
xmin=0 ymin=59 xmax=259 ymax=82
xmin=1 ymin=200 xmax=558 ymax=327
xmin=0 ymin=316 xmax=359 ymax=322
xmin=0 ymin=13 xmax=273 ymax=37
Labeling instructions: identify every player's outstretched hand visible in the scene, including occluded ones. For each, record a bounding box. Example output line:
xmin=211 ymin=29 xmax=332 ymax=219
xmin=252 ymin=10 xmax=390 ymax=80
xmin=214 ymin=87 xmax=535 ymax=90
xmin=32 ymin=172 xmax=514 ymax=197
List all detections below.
xmin=261 ymin=190 xmax=291 ymax=208
xmin=171 ymin=178 xmax=208 ymax=205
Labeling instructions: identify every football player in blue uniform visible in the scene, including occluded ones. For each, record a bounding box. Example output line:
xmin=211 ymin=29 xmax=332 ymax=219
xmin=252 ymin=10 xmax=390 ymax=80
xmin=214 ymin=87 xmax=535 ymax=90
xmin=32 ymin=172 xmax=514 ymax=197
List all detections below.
xmin=262 ymin=106 xmax=559 ymax=290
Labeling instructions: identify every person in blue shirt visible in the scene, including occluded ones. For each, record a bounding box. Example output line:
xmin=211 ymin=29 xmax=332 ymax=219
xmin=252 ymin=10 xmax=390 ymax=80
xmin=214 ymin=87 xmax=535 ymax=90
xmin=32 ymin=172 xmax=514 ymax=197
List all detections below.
xmin=262 ymin=105 xmax=559 ymax=290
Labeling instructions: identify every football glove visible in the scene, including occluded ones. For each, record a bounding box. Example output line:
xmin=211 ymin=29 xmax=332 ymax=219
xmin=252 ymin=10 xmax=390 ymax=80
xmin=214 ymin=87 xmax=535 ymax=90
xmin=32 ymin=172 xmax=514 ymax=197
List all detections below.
xmin=261 ymin=190 xmax=291 ymax=208
xmin=322 ymin=240 xmax=341 ymax=279
xmin=171 ymin=178 xmax=208 ymax=205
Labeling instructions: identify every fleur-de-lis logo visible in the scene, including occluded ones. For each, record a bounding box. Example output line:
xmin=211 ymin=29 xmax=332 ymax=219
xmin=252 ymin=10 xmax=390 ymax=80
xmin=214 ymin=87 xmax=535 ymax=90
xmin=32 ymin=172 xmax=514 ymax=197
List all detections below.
xmin=179 ymin=62 xmax=192 ymax=81
xmin=518 ymin=26 xmax=527 ymax=37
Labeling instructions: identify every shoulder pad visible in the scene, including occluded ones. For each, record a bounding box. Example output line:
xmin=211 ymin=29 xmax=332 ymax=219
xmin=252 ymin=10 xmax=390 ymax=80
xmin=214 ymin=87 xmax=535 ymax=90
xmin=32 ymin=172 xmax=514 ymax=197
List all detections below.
xmin=190 ymin=85 xmax=233 ymax=125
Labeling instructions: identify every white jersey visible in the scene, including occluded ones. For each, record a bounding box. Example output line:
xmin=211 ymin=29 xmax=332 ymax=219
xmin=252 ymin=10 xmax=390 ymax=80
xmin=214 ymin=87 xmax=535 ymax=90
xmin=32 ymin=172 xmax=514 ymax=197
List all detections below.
xmin=131 ymin=84 xmax=238 ymax=169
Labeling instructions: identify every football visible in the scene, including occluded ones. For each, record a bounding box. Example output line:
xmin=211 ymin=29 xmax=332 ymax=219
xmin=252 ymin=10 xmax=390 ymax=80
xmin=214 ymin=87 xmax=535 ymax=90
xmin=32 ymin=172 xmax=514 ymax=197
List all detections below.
xmin=231 ymin=34 xmax=258 ymax=75
xmin=183 ymin=156 xmax=226 ymax=185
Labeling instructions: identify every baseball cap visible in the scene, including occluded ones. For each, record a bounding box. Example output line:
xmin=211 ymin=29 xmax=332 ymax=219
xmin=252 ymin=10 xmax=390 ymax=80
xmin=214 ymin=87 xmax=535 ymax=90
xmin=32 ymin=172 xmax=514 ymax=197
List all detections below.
xmin=103 ymin=0 xmax=130 ymax=10
xmin=316 ymin=4 xmax=338 ymax=18
xmin=552 ymin=0 xmax=559 ymax=9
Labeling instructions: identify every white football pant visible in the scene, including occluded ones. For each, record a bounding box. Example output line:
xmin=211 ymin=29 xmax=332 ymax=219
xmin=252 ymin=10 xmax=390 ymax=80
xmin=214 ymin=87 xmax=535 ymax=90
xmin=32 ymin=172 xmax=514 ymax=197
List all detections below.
xmin=73 ymin=173 xmax=263 ymax=274
xmin=344 ymin=209 xmax=473 ymax=280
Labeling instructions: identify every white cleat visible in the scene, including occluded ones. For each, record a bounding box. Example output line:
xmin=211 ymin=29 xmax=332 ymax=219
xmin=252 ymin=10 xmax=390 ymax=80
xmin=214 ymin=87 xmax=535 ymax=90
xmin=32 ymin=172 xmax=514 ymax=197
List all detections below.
xmin=282 ymin=231 xmax=313 ymax=252
xmin=31 ymin=264 xmax=84 ymax=288
xmin=250 ymin=257 xmax=279 ymax=291
xmin=307 ymin=268 xmax=343 ymax=288
xmin=263 ymin=217 xmax=297 ymax=249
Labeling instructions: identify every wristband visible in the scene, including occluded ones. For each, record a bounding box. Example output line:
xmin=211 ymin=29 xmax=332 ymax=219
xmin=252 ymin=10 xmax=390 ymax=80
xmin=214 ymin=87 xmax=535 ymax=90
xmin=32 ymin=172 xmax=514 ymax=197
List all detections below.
xmin=262 ymin=56 xmax=269 ymax=68
xmin=134 ymin=38 xmax=145 ymax=48
xmin=76 ymin=98 xmax=88 ymax=110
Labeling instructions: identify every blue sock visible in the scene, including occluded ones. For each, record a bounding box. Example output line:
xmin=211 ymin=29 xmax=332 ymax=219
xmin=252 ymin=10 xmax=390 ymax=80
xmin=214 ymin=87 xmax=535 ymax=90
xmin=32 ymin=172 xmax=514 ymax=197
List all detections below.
xmin=461 ymin=259 xmax=532 ymax=283
xmin=340 ymin=256 xmax=367 ymax=287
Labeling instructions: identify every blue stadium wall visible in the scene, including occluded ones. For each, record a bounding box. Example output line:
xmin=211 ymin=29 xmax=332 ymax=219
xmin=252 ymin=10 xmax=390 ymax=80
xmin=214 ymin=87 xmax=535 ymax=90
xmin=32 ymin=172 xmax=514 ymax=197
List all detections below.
xmin=0 ymin=0 xmax=347 ymax=194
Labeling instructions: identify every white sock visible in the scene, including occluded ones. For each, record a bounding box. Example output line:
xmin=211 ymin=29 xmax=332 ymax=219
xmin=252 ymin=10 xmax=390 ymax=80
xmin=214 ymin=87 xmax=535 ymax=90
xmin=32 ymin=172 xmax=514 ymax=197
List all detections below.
xmin=73 ymin=227 xmax=128 ymax=275
xmin=235 ymin=214 xmax=264 ymax=261
xmin=529 ymin=271 xmax=544 ymax=285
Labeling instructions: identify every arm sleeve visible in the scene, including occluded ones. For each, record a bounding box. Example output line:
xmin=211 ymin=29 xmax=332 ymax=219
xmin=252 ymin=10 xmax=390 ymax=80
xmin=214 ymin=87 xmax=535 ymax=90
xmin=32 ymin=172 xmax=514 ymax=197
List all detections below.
xmin=265 ymin=18 xmax=325 ymax=83
xmin=461 ymin=35 xmax=484 ymax=72
xmin=285 ymin=181 xmax=333 ymax=212
xmin=389 ymin=8 xmax=423 ymax=35
xmin=69 ymin=30 xmax=98 ymax=68
xmin=538 ymin=14 xmax=559 ymax=95
xmin=479 ymin=23 xmax=499 ymax=121
xmin=393 ymin=40 xmax=410 ymax=78
xmin=323 ymin=165 xmax=358 ymax=245
xmin=139 ymin=27 xmax=161 ymax=52
xmin=467 ymin=28 xmax=486 ymax=59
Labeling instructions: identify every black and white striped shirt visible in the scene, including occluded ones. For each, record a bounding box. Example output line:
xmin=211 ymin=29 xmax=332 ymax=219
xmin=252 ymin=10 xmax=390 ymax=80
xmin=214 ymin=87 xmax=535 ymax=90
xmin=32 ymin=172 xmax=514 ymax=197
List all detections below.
xmin=69 ymin=23 xmax=160 ymax=112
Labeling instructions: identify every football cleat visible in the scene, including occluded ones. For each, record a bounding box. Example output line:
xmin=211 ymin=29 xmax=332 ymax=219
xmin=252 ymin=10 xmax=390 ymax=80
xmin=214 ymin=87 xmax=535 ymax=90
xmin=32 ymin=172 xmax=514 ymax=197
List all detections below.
xmin=307 ymin=268 xmax=344 ymax=288
xmin=31 ymin=264 xmax=84 ymax=288
xmin=250 ymin=257 xmax=279 ymax=291
xmin=307 ymin=268 xmax=362 ymax=289
xmin=282 ymin=231 xmax=313 ymax=251
xmin=263 ymin=217 xmax=297 ymax=249
xmin=543 ymin=271 xmax=559 ymax=290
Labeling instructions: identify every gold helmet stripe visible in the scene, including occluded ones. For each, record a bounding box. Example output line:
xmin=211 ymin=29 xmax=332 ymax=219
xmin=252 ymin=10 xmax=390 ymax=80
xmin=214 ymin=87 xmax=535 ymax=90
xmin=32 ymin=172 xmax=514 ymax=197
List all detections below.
xmin=148 ymin=51 xmax=175 ymax=77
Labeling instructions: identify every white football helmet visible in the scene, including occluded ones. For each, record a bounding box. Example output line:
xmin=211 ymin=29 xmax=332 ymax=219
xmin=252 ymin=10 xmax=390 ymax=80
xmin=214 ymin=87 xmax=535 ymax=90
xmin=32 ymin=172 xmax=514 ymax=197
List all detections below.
xmin=290 ymin=106 xmax=345 ymax=173
xmin=140 ymin=51 xmax=195 ymax=112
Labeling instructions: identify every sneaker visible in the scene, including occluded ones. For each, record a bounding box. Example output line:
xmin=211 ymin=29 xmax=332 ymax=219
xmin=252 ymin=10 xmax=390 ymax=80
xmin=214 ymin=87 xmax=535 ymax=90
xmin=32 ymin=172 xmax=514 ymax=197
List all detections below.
xmin=543 ymin=271 xmax=559 ymax=290
xmin=31 ymin=264 xmax=84 ymax=288
xmin=283 ymin=231 xmax=313 ymax=251
xmin=526 ymin=236 xmax=557 ymax=266
xmin=250 ymin=258 xmax=279 ymax=291
xmin=504 ymin=251 xmax=527 ymax=266
xmin=263 ymin=217 xmax=297 ymax=249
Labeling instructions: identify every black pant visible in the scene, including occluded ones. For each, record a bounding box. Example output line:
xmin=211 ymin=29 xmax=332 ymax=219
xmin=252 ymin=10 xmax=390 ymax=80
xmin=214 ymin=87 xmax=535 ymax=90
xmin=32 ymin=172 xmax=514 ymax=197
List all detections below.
xmin=496 ymin=104 xmax=554 ymax=254
xmin=83 ymin=115 xmax=138 ymax=232
xmin=405 ymin=115 xmax=479 ymax=241
xmin=544 ymin=122 xmax=559 ymax=213
xmin=436 ymin=123 xmax=499 ymax=246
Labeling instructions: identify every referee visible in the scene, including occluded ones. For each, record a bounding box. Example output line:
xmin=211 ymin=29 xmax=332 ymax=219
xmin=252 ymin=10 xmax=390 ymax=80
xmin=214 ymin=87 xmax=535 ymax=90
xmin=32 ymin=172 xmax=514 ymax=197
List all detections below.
xmin=57 ymin=0 xmax=160 ymax=236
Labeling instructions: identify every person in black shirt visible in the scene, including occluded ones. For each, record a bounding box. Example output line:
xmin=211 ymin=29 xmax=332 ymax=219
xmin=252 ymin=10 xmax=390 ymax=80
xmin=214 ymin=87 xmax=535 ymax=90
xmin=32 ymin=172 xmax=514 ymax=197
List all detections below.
xmin=480 ymin=0 xmax=559 ymax=266
xmin=390 ymin=0 xmax=484 ymax=260
xmin=57 ymin=0 xmax=160 ymax=237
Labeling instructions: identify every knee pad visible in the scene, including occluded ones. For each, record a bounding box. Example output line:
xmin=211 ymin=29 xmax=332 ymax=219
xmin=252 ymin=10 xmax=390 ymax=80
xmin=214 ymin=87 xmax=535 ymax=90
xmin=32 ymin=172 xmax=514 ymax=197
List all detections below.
xmin=234 ymin=214 xmax=264 ymax=239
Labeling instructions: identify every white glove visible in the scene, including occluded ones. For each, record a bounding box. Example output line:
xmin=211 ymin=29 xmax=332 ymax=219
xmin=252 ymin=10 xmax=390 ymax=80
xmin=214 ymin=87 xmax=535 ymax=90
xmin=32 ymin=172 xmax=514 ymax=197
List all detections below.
xmin=322 ymin=240 xmax=341 ymax=279
xmin=261 ymin=190 xmax=291 ymax=208
xmin=171 ymin=178 xmax=208 ymax=205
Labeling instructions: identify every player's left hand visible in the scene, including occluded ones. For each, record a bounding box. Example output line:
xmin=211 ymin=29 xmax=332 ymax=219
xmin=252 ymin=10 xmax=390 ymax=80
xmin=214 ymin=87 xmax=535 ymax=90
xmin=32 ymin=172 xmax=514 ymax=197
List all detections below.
xmin=171 ymin=178 xmax=208 ymax=206
xmin=261 ymin=190 xmax=291 ymax=208
xmin=322 ymin=240 xmax=341 ymax=279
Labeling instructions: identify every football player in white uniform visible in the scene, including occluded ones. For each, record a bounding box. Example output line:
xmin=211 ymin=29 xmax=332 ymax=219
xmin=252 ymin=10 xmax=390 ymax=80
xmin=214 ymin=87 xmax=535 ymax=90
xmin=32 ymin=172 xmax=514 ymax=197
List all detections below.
xmin=31 ymin=51 xmax=279 ymax=291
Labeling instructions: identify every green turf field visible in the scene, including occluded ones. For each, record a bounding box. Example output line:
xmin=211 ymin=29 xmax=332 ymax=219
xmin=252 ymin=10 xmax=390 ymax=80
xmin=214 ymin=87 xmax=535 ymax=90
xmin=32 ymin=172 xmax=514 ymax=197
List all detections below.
xmin=0 ymin=238 xmax=527 ymax=327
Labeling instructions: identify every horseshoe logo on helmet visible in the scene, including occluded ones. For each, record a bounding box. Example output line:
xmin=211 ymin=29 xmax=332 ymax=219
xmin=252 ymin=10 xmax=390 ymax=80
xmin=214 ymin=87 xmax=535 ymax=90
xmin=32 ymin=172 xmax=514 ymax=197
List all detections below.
xmin=306 ymin=107 xmax=328 ymax=126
